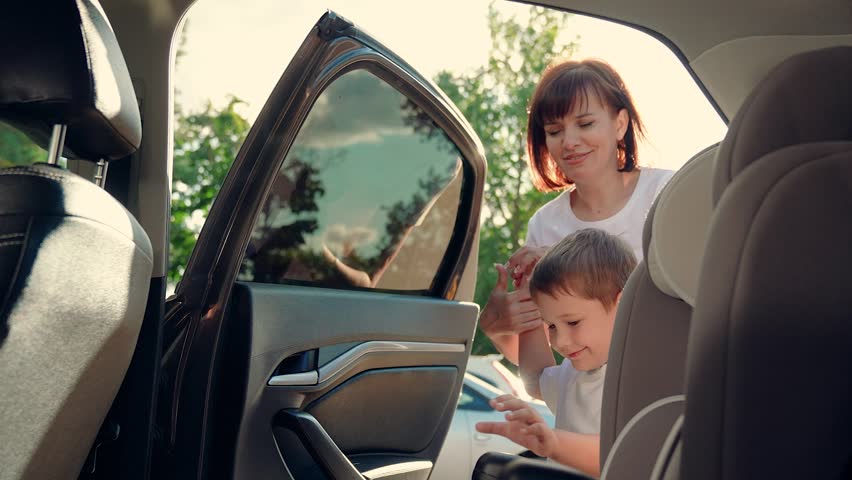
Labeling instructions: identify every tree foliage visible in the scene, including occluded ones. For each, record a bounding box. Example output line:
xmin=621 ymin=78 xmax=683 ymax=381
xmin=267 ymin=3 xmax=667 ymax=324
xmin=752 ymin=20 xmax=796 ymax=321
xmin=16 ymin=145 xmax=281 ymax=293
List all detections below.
xmin=435 ymin=5 xmax=578 ymax=354
xmin=0 ymin=122 xmax=46 ymax=167
xmin=169 ymin=97 xmax=250 ymax=285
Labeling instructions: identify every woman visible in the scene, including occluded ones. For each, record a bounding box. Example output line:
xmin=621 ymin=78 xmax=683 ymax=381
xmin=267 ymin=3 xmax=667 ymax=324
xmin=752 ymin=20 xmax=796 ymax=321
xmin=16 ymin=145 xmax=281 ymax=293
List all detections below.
xmin=480 ymin=58 xmax=674 ymax=364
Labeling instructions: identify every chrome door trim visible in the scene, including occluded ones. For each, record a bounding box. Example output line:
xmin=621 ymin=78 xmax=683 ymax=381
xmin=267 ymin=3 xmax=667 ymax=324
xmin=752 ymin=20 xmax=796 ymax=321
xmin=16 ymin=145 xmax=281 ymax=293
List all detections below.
xmin=268 ymin=341 xmax=465 ymax=386
xmin=267 ymin=370 xmax=319 ymax=386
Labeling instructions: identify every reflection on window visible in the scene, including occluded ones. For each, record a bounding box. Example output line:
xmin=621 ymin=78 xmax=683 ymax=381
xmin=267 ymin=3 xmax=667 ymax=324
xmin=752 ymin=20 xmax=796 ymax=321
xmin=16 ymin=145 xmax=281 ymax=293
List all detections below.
xmin=239 ymin=69 xmax=464 ymax=293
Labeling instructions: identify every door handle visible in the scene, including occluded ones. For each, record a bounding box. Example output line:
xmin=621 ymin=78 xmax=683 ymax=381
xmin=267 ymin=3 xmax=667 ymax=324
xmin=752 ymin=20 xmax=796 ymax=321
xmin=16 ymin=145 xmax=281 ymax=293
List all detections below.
xmin=474 ymin=433 xmax=490 ymax=442
xmin=268 ymin=349 xmax=319 ymax=386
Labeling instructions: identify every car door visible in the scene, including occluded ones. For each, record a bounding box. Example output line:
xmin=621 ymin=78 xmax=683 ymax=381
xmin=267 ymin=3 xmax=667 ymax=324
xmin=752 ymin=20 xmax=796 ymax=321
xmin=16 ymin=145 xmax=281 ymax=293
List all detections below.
xmin=154 ymin=11 xmax=485 ymax=480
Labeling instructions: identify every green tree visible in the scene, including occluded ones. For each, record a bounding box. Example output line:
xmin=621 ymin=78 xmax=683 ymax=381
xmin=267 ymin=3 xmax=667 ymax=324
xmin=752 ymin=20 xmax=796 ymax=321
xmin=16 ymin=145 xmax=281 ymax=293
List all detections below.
xmin=435 ymin=5 xmax=578 ymax=355
xmin=169 ymin=96 xmax=250 ymax=285
xmin=0 ymin=122 xmax=46 ymax=167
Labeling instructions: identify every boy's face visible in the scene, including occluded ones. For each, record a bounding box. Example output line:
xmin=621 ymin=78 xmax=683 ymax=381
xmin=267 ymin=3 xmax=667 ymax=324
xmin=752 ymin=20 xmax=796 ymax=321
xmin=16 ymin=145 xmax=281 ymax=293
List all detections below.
xmin=535 ymin=289 xmax=618 ymax=371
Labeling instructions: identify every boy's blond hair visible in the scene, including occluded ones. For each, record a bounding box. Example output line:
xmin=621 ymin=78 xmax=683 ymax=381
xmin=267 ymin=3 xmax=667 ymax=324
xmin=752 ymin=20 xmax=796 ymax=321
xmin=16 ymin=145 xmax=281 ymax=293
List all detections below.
xmin=529 ymin=228 xmax=637 ymax=310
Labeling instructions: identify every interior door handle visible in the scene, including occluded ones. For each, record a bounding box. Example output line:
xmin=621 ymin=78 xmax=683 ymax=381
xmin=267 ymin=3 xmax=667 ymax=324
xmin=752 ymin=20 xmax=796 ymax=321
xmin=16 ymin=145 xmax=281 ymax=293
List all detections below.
xmin=275 ymin=409 xmax=364 ymax=480
xmin=474 ymin=433 xmax=490 ymax=442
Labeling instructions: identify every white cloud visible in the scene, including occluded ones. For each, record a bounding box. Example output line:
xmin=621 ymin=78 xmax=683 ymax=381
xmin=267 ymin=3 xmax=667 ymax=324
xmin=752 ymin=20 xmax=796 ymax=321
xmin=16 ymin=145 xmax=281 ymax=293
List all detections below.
xmin=295 ymin=70 xmax=412 ymax=149
xmin=323 ymin=223 xmax=379 ymax=255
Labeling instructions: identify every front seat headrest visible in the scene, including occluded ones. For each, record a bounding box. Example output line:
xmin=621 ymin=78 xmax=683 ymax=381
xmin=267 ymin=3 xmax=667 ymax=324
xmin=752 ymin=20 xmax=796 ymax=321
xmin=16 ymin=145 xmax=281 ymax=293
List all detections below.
xmin=644 ymin=144 xmax=718 ymax=307
xmin=714 ymin=46 xmax=852 ymax=202
xmin=0 ymin=0 xmax=141 ymax=161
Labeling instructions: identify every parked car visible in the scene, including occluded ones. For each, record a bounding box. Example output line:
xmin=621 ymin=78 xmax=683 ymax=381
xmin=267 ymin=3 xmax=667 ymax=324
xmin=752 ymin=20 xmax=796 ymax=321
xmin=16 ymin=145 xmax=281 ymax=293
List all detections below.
xmin=466 ymin=354 xmax=532 ymax=401
xmin=431 ymin=373 xmax=554 ymax=480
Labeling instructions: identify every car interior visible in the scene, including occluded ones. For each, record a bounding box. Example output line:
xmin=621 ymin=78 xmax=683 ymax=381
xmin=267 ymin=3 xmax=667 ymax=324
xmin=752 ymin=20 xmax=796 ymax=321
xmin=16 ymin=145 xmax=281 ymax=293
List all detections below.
xmin=2 ymin=1 xmax=852 ymax=480
xmin=0 ymin=2 xmax=153 ymax=479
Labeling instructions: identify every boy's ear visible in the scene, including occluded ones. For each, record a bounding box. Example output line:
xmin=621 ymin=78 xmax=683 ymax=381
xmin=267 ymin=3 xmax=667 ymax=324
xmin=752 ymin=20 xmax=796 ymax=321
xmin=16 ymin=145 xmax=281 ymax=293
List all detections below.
xmin=615 ymin=290 xmax=623 ymax=304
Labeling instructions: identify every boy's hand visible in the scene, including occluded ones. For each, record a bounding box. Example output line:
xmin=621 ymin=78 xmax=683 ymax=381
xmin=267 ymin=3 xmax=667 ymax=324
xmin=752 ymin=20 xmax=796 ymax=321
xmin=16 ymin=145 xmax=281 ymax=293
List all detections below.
xmin=474 ymin=394 xmax=559 ymax=458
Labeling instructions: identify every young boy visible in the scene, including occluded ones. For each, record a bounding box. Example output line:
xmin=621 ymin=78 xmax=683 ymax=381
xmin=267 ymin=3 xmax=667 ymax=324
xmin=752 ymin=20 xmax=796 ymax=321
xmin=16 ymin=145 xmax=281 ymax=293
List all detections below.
xmin=475 ymin=228 xmax=636 ymax=478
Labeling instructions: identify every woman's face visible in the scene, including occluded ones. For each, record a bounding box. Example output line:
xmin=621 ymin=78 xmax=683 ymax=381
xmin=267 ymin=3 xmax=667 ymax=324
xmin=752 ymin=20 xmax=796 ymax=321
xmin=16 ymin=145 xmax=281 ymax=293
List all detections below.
xmin=543 ymin=91 xmax=628 ymax=184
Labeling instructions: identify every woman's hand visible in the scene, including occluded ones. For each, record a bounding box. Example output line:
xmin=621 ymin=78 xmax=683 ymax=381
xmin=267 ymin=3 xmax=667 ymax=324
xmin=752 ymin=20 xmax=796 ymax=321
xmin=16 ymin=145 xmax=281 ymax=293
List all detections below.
xmin=475 ymin=394 xmax=559 ymax=458
xmin=479 ymin=264 xmax=542 ymax=338
xmin=506 ymin=245 xmax=550 ymax=287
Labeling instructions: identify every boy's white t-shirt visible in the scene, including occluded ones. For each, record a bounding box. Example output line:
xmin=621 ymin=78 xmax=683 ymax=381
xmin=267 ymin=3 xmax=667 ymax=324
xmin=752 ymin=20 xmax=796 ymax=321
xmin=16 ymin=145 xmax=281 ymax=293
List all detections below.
xmin=540 ymin=361 xmax=607 ymax=434
xmin=525 ymin=167 xmax=675 ymax=260
xmin=526 ymin=169 xmax=671 ymax=434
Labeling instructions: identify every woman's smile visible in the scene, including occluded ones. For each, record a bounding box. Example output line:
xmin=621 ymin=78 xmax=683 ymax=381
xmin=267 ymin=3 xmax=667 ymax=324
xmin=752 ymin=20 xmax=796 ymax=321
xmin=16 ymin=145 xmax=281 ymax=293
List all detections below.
xmin=561 ymin=151 xmax=591 ymax=166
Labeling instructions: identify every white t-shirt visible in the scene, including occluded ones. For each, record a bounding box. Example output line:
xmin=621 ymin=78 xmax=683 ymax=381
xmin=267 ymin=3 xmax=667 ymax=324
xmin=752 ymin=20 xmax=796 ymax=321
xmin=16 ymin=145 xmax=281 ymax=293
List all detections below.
xmin=540 ymin=361 xmax=607 ymax=433
xmin=527 ymin=168 xmax=672 ymax=433
xmin=525 ymin=167 xmax=675 ymax=260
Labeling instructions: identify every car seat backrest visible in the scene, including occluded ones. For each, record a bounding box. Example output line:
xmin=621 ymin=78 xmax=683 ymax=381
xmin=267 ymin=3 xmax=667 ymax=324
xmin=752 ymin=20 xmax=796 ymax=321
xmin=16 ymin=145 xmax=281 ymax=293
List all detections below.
xmin=0 ymin=1 xmax=152 ymax=479
xmin=600 ymin=143 xmax=717 ymax=479
xmin=683 ymin=46 xmax=852 ymax=480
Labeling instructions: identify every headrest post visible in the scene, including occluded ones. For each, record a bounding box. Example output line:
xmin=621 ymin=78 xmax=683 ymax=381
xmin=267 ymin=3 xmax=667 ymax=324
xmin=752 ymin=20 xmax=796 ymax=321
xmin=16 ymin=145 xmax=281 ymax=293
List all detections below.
xmin=94 ymin=159 xmax=109 ymax=188
xmin=46 ymin=124 xmax=67 ymax=165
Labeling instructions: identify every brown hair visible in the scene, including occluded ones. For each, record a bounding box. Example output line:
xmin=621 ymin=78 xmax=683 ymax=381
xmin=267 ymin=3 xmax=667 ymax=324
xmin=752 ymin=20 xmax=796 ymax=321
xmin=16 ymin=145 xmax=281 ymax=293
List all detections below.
xmin=529 ymin=228 xmax=637 ymax=310
xmin=527 ymin=58 xmax=645 ymax=192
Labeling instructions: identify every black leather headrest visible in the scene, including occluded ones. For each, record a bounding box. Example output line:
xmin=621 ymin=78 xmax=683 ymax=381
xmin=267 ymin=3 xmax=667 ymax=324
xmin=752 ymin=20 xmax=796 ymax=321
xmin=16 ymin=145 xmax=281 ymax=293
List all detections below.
xmin=0 ymin=0 xmax=141 ymax=161
xmin=714 ymin=46 xmax=852 ymax=203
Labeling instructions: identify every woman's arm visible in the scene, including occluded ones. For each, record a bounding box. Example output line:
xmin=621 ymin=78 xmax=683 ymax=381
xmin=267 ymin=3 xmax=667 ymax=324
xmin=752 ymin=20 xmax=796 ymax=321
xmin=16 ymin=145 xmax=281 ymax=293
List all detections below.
xmin=518 ymin=323 xmax=555 ymax=399
xmin=486 ymin=331 xmax=520 ymax=364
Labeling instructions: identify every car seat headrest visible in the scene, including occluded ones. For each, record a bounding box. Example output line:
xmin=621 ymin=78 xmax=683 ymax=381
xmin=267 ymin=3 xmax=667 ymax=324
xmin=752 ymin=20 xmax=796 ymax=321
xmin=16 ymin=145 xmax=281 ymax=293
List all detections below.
xmin=714 ymin=46 xmax=852 ymax=202
xmin=645 ymin=145 xmax=718 ymax=306
xmin=0 ymin=0 xmax=141 ymax=161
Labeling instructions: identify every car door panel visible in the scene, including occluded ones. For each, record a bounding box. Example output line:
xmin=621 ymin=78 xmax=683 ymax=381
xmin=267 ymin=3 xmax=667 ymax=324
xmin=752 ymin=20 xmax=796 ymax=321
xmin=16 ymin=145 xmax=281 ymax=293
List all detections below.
xmin=229 ymin=284 xmax=477 ymax=478
xmin=158 ymin=10 xmax=485 ymax=480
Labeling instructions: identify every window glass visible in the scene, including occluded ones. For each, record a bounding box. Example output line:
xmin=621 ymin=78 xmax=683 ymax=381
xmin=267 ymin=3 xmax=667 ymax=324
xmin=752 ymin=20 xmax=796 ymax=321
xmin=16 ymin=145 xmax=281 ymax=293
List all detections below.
xmin=238 ymin=69 xmax=464 ymax=292
xmin=0 ymin=122 xmax=46 ymax=167
xmin=468 ymin=372 xmax=499 ymax=389
xmin=458 ymin=385 xmax=491 ymax=411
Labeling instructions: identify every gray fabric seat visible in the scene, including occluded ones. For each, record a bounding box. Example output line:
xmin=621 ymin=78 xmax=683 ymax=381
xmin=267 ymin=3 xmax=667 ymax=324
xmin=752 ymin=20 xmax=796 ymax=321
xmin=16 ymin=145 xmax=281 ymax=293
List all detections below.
xmin=599 ymin=143 xmax=717 ymax=480
xmin=0 ymin=1 xmax=152 ymax=479
xmin=492 ymin=45 xmax=852 ymax=480
xmin=682 ymin=45 xmax=852 ymax=480
xmin=484 ymin=146 xmax=720 ymax=480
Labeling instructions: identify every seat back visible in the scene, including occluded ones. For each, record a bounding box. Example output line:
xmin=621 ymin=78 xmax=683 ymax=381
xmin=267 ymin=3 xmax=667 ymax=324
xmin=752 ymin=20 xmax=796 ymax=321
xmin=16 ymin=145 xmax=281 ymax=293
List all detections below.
xmin=0 ymin=1 xmax=151 ymax=479
xmin=600 ymin=144 xmax=718 ymax=479
xmin=683 ymin=46 xmax=852 ymax=480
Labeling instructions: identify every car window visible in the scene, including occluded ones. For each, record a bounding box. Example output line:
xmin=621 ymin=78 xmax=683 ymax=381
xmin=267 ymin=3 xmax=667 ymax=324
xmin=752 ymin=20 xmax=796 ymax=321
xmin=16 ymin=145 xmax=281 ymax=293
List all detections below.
xmin=468 ymin=372 xmax=500 ymax=389
xmin=458 ymin=385 xmax=492 ymax=411
xmin=237 ymin=68 xmax=464 ymax=293
xmin=0 ymin=122 xmax=47 ymax=167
